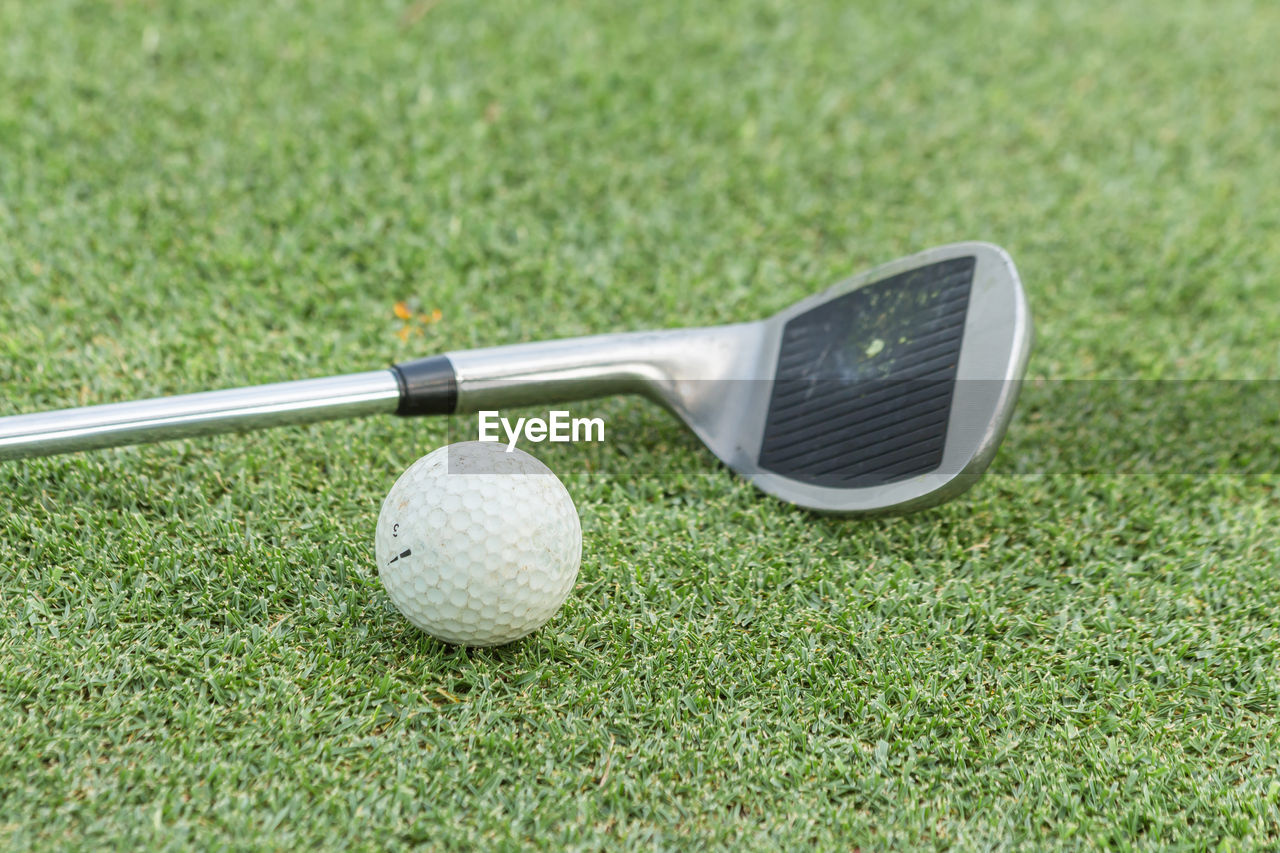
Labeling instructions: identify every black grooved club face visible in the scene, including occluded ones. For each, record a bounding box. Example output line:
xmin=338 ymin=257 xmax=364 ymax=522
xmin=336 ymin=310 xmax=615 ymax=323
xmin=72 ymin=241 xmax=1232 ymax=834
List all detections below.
xmin=757 ymin=256 xmax=975 ymax=487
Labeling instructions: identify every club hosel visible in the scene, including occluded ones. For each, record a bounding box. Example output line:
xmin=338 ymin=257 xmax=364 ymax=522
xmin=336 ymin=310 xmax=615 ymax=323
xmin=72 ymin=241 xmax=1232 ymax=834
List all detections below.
xmin=439 ymin=322 xmax=765 ymax=414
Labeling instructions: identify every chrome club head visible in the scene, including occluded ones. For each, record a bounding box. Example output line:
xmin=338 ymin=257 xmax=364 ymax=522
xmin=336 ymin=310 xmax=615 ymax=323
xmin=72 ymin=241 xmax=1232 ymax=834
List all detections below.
xmin=639 ymin=242 xmax=1033 ymax=514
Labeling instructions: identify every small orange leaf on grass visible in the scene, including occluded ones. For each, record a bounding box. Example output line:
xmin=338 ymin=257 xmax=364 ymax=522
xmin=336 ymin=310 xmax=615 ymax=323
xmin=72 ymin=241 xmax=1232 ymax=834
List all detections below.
xmin=393 ymin=301 xmax=413 ymax=320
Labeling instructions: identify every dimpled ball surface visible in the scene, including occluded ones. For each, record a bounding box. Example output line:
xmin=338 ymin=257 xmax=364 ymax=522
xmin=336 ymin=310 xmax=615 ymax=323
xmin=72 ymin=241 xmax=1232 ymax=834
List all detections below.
xmin=375 ymin=441 xmax=582 ymax=647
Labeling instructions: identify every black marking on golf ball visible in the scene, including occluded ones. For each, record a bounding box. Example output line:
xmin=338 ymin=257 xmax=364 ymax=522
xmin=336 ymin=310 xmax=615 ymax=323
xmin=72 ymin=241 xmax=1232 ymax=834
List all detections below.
xmin=386 ymin=548 xmax=412 ymax=566
xmin=758 ymin=256 xmax=974 ymax=487
xmin=392 ymin=523 xmax=400 ymax=537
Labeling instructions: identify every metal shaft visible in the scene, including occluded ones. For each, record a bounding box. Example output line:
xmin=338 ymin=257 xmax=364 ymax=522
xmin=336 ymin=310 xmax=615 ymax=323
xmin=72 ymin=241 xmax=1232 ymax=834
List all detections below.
xmin=0 ymin=371 xmax=401 ymax=460
xmin=447 ymin=324 xmax=759 ymax=412
xmin=0 ymin=326 xmax=757 ymax=462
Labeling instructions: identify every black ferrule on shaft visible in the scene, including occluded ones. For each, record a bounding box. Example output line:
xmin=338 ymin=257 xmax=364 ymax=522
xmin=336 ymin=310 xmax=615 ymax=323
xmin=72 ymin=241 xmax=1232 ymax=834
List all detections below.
xmin=391 ymin=355 xmax=458 ymax=416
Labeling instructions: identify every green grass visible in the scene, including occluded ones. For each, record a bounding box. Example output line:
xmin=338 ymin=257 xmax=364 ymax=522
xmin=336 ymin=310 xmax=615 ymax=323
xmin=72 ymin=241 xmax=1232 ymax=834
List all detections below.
xmin=2 ymin=0 xmax=1279 ymax=847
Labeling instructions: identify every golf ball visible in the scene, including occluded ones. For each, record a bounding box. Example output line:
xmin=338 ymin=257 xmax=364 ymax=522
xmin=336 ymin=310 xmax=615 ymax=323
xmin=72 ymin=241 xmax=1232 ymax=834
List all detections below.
xmin=374 ymin=441 xmax=581 ymax=647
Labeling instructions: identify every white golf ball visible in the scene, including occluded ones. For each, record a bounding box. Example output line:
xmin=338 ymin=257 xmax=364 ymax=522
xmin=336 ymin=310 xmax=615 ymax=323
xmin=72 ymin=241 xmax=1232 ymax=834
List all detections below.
xmin=374 ymin=441 xmax=581 ymax=647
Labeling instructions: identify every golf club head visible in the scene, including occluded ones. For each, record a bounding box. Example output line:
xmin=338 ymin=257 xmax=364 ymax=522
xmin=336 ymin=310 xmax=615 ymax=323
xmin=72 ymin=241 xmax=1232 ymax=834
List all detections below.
xmin=659 ymin=242 xmax=1032 ymax=514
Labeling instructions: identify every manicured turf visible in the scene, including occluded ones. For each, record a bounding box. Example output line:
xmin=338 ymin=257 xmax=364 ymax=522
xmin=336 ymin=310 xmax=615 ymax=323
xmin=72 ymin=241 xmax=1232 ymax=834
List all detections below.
xmin=2 ymin=0 xmax=1278 ymax=847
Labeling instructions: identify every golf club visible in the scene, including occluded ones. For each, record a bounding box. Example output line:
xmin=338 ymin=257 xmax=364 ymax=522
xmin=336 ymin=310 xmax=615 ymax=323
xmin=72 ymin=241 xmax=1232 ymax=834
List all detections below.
xmin=0 ymin=242 xmax=1032 ymax=514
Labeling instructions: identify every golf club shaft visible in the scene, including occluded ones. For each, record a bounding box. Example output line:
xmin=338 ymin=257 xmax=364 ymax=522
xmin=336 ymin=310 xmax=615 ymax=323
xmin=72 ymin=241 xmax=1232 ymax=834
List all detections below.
xmin=0 ymin=371 xmax=404 ymax=460
xmin=0 ymin=326 xmax=739 ymax=461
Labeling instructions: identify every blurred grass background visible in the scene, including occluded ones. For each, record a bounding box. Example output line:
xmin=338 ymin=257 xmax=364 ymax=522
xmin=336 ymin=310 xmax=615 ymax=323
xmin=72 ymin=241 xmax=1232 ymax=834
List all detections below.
xmin=1 ymin=0 xmax=1278 ymax=847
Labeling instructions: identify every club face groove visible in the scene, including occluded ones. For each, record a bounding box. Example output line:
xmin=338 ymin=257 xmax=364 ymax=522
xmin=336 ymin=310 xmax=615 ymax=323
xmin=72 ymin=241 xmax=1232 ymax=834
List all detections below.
xmin=758 ymin=254 xmax=976 ymax=487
